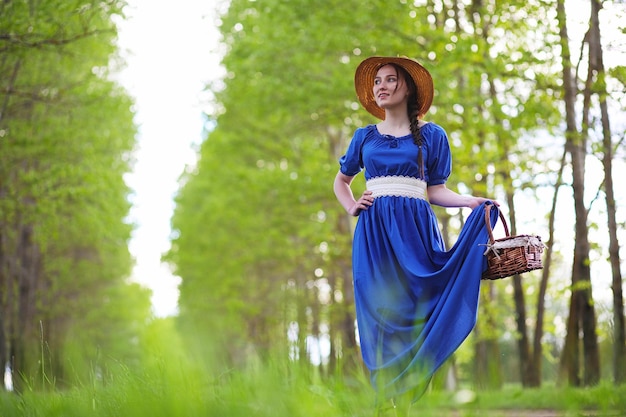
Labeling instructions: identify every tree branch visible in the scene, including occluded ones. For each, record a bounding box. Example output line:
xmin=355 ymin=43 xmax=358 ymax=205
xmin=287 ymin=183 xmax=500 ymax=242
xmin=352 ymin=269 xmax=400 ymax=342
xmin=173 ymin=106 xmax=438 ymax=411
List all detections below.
xmin=0 ymin=29 xmax=114 ymax=53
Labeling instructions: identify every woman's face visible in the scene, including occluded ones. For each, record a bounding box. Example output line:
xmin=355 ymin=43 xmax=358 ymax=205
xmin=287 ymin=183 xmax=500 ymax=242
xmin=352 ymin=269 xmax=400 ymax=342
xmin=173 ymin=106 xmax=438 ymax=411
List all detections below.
xmin=373 ymin=64 xmax=409 ymax=113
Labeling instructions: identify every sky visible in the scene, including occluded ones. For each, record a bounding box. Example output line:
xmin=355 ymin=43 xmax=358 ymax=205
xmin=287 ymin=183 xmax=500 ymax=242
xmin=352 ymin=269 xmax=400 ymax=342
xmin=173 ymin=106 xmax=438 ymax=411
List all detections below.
xmin=116 ymin=0 xmax=225 ymax=317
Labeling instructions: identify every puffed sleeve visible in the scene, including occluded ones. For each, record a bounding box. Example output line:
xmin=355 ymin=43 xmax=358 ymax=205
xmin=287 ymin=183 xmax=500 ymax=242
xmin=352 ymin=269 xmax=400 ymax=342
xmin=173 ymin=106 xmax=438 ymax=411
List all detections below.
xmin=424 ymin=124 xmax=452 ymax=186
xmin=338 ymin=127 xmax=368 ymax=177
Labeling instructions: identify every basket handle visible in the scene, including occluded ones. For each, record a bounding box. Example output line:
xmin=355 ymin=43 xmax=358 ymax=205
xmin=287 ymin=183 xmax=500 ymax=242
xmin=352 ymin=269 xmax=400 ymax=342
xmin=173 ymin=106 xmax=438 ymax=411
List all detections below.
xmin=484 ymin=203 xmax=510 ymax=243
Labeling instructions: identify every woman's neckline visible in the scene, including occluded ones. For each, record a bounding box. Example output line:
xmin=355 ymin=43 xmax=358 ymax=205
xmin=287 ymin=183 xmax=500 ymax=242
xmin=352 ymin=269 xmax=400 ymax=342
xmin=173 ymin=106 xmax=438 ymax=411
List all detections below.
xmin=374 ymin=122 xmax=430 ymax=139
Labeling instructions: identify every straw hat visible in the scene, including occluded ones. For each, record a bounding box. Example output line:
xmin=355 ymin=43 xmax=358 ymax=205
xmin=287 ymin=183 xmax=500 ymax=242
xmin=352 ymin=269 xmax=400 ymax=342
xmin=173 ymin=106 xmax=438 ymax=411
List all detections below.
xmin=354 ymin=56 xmax=434 ymax=120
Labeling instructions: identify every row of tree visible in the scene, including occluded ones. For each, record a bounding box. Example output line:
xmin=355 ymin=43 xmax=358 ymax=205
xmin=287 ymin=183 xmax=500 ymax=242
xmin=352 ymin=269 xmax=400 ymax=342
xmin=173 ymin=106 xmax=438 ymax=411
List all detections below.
xmin=166 ymin=0 xmax=626 ymax=390
xmin=0 ymin=0 xmax=150 ymax=392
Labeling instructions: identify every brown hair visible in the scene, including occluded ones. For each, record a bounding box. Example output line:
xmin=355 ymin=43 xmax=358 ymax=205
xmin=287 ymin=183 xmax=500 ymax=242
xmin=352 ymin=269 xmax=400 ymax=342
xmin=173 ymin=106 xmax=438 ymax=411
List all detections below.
xmin=389 ymin=63 xmax=425 ymax=179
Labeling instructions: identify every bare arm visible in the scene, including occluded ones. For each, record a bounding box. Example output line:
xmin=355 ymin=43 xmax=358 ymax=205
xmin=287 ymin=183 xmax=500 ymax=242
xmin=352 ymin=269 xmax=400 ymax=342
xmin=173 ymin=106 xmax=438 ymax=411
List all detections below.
xmin=427 ymin=184 xmax=494 ymax=209
xmin=333 ymin=171 xmax=374 ymax=216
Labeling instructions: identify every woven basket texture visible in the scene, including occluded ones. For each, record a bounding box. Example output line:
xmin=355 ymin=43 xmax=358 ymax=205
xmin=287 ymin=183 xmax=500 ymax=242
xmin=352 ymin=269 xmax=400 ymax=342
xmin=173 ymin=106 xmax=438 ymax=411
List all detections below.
xmin=482 ymin=205 xmax=544 ymax=280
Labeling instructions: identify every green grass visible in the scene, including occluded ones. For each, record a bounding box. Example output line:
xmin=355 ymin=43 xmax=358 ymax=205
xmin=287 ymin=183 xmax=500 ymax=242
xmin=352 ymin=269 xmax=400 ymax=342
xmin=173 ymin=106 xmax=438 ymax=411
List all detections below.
xmin=2 ymin=357 xmax=626 ymax=417
xmin=418 ymin=383 xmax=626 ymax=416
xmin=2 ymin=320 xmax=625 ymax=417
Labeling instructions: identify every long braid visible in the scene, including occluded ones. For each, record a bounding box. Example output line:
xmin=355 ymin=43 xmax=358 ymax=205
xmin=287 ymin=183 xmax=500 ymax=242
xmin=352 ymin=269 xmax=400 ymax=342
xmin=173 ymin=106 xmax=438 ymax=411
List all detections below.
xmin=408 ymin=101 xmax=424 ymax=179
xmin=394 ymin=64 xmax=425 ymax=180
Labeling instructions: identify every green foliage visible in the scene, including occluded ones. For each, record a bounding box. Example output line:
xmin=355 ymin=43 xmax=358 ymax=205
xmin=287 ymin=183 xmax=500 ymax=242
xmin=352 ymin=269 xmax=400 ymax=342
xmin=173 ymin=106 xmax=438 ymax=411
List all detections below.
xmin=164 ymin=0 xmax=626 ymax=394
xmin=168 ymin=0 xmax=573 ymax=378
xmin=0 ymin=0 xmax=150 ymax=389
xmin=609 ymin=66 xmax=626 ymax=87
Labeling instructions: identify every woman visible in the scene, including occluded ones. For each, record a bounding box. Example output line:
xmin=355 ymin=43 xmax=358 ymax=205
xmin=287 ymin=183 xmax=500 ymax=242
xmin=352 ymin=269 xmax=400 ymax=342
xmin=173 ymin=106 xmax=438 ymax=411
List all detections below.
xmin=333 ymin=56 xmax=499 ymax=410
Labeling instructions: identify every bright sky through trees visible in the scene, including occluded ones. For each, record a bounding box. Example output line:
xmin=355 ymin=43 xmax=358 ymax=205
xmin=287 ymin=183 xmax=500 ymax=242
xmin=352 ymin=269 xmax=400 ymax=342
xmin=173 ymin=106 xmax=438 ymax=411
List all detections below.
xmin=116 ymin=0 xmax=224 ymax=316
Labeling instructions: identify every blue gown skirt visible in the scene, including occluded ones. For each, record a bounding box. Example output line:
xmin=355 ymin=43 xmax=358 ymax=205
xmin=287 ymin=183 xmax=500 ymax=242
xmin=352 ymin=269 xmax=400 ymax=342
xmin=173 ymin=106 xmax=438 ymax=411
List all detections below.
xmin=352 ymin=199 xmax=499 ymax=400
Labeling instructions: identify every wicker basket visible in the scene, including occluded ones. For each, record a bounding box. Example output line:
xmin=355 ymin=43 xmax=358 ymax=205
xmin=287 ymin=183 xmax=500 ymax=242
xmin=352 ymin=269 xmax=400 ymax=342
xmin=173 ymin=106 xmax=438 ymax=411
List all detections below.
xmin=481 ymin=204 xmax=545 ymax=280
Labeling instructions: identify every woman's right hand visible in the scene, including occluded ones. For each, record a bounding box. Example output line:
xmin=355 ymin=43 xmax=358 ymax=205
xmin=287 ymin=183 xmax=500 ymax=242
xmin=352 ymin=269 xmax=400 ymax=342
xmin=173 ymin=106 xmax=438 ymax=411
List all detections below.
xmin=348 ymin=190 xmax=374 ymax=216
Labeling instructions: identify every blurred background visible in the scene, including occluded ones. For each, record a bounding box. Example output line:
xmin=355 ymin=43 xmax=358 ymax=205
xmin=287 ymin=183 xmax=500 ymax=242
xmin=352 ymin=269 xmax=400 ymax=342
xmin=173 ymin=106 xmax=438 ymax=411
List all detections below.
xmin=1 ymin=0 xmax=625 ymax=414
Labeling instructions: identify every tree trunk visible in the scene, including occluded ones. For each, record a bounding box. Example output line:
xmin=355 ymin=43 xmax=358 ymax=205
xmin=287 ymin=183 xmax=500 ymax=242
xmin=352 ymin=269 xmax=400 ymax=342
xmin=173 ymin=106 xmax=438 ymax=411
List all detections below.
xmin=531 ymin=148 xmax=567 ymax=386
xmin=485 ymin=48 xmax=534 ymax=386
xmin=328 ymin=129 xmax=360 ymax=375
xmin=556 ymin=0 xmax=582 ymax=386
xmin=5 ymin=222 xmax=42 ymax=393
xmin=340 ymin=270 xmax=359 ymax=371
xmin=556 ymin=0 xmax=600 ymax=386
xmin=0 ymin=316 xmax=6 ymax=391
xmin=586 ymin=0 xmax=624 ymax=384
xmin=474 ymin=286 xmax=503 ymax=390
xmin=505 ymin=192 xmax=533 ymax=387
xmin=332 ymin=210 xmax=359 ymax=375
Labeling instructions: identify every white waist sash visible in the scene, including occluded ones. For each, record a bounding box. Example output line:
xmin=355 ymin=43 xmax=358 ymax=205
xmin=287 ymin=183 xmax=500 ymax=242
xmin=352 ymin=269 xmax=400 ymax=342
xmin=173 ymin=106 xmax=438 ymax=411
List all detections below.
xmin=366 ymin=176 xmax=427 ymax=200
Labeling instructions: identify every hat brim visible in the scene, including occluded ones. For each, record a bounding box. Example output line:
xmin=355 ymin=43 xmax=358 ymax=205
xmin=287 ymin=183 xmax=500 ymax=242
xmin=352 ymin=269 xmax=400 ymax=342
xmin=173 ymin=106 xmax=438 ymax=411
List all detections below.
xmin=354 ymin=56 xmax=434 ymax=120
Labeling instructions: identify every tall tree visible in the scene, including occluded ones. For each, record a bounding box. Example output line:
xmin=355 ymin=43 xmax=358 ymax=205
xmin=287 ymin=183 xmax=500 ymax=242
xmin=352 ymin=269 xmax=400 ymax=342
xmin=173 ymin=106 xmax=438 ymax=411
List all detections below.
xmin=585 ymin=0 xmax=625 ymax=384
xmin=0 ymin=0 xmax=150 ymax=390
xmin=556 ymin=0 xmax=600 ymax=387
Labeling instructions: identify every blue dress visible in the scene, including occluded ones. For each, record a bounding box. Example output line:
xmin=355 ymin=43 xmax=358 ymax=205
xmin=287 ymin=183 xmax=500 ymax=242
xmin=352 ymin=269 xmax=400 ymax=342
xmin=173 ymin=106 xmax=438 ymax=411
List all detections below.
xmin=339 ymin=123 xmax=498 ymax=400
